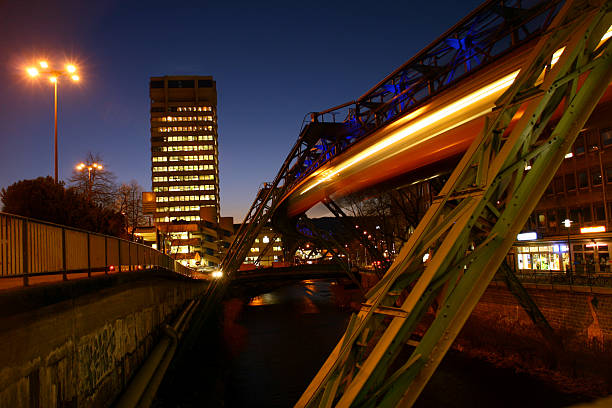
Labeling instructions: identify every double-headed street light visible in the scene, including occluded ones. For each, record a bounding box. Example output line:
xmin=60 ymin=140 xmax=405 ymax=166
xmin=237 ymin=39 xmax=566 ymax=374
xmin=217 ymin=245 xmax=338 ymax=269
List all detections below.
xmin=76 ymin=162 xmax=103 ymax=199
xmin=26 ymin=60 xmax=81 ymax=183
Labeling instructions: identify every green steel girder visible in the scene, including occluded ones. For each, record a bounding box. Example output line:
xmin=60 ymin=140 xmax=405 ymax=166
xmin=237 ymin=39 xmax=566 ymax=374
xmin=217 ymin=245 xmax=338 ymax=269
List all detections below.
xmin=296 ymin=1 xmax=612 ymax=407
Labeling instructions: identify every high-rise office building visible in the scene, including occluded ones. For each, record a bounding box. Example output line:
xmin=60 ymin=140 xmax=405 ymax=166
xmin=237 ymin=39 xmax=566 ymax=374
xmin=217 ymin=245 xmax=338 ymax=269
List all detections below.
xmin=149 ymin=75 xmax=224 ymax=268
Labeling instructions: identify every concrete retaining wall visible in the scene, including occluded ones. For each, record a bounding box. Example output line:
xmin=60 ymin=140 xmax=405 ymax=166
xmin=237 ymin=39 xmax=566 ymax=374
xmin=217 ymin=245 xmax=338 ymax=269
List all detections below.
xmin=0 ymin=270 xmax=207 ymax=407
xmin=469 ymin=282 xmax=612 ymax=349
xmin=454 ymin=282 xmax=612 ymax=393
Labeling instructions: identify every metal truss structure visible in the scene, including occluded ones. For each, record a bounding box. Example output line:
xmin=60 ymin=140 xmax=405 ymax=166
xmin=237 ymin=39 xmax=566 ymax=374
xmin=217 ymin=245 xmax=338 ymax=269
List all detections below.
xmin=322 ymin=198 xmax=389 ymax=275
xmin=221 ymin=0 xmax=565 ymax=279
xmin=296 ymin=1 xmax=612 ymax=406
xmin=294 ymin=215 xmax=362 ymax=290
xmin=294 ymin=0 xmax=562 ymax=182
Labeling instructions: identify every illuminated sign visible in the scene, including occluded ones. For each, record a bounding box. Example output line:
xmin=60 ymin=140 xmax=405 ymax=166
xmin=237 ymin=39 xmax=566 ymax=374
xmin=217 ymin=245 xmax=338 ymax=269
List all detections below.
xmin=580 ymin=226 xmax=606 ymax=234
xmin=517 ymin=232 xmax=538 ymax=241
xmin=585 ymin=242 xmax=607 ymax=247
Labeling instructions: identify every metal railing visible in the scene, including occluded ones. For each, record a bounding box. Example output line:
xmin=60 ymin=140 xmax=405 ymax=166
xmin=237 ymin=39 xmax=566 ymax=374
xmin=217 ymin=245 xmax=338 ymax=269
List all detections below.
xmin=493 ymin=270 xmax=612 ymax=289
xmin=0 ymin=212 xmax=195 ymax=286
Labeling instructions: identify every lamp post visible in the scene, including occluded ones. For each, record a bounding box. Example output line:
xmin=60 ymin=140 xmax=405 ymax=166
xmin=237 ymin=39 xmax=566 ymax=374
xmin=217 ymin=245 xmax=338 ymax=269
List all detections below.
xmin=75 ymin=162 xmax=103 ymax=200
xmin=564 ymin=218 xmax=573 ymax=281
xmin=26 ymin=61 xmax=80 ymax=183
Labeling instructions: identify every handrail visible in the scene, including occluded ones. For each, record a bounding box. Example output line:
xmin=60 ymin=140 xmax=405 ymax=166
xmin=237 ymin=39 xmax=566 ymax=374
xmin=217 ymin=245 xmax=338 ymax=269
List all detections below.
xmin=0 ymin=211 xmax=196 ymax=286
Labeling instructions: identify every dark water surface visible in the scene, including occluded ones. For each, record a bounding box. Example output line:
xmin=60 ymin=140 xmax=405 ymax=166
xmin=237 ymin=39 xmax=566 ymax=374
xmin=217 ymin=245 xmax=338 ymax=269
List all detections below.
xmin=156 ymin=279 xmax=592 ymax=407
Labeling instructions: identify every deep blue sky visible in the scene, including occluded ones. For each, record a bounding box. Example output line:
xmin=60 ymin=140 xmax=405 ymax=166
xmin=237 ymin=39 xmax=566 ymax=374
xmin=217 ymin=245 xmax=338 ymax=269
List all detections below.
xmin=0 ymin=0 xmax=482 ymax=221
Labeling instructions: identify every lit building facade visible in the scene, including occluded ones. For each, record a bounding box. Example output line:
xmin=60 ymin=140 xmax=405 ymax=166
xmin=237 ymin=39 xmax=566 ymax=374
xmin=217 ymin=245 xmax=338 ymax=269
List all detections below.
xmin=244 ymin=226 xmax=284 ymax=267
xmin=149 ymin=75 xmax=221 ymax=268
xmin=514 ymin=106 xmax=612 ymax=275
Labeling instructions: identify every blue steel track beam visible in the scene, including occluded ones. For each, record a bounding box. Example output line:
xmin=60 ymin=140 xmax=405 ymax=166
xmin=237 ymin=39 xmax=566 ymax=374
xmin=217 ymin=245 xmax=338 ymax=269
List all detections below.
xmin=297 ymin=0 xmax=562 ymax=188
xmin=221 ymin=0 xmax=561 ymax=278
xmin=296 ymin=1 xmax=612 ymax=406
xmin=221 ymin=121 xmax=353 ymax=277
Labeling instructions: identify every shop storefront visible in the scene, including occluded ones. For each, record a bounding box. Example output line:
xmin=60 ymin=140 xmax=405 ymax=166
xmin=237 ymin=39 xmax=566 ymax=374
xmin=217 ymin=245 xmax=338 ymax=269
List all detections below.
xmin=512 ymin=233 xmax=612 ymax=275
xmin=515 ymin=243 xmax=569 ymax=272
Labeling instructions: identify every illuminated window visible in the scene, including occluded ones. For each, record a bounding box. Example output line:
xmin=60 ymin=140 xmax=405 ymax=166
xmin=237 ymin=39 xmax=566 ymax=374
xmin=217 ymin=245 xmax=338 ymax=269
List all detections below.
xmin=262 ymin=236 xmax=270 ymax=244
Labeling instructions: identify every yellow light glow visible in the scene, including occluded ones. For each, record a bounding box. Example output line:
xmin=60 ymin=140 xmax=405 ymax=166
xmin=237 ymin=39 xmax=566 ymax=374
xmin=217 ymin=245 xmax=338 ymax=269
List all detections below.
xmin=66 ymin=64 xmax=76 ymax=73
xmin=71 ymin=74 xmax=79 ymax=81
xmin=211 ymin=270 xmax=223 ymax=278
xmin=298 ymin=28 xmax=612 ymax=199
xmin=300 ymin=70 xmax=520 ymax=195
xmin=39 ymin=61 xmax=48 ymax=69
xmin=550 ymin=47 xmax=565 ymax=67
xmin=599 ymin=25 xmax=612 ymax=45
xmin=580 ymin=226 xmax=606 ymax=234
xmin=585 ymin=242 xmax=606 ymax=247
xmin=27 ymin=67 xmax=39 ymax=77
xmin=49 ymin=76 xmax=57 ymax=83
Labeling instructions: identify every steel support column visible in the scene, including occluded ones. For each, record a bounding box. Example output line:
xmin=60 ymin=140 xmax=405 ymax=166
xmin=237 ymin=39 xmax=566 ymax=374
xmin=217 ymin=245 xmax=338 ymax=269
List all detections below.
xmin=297 ymin=2 xmax=612 ymax=406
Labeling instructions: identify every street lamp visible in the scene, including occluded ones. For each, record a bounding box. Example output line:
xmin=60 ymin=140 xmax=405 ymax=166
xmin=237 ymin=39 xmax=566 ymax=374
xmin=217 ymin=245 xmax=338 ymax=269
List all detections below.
xmin=75 ymin=161 xmax=103 ymax=199
xmin=563 ymin=218 xmax=573 ymax=277
xmin=26 ymin=60 xmax=81 ymax=183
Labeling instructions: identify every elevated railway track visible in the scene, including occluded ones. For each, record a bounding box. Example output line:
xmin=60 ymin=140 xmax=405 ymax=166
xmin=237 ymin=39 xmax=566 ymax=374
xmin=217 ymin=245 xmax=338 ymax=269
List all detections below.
xmin=218 ymin=0 xmax=612 ymax=405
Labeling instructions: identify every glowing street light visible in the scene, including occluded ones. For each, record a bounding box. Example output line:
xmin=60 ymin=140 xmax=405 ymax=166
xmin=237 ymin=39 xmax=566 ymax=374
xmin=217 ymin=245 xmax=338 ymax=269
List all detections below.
xmin=75 ymin=161 xmax=103 ymax=199
xmin=25 ymin=60 xmax=81 ymax=183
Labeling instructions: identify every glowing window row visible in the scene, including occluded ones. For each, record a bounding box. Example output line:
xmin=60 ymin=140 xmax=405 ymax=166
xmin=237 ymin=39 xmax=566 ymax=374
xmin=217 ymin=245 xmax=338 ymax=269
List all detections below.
xmin=155 ymin=216 xmax=201 ymax=223
xmin=177 ymin=106 xmax=212 ymax=112
xmin=153 ymin=174 xmax=215 ymax=182
xmin=156 ymin=205 xmax=200 ymax=212
xmin=154 ymin=173 xmax=212 ymax=182
xmin=254 ymin=237 xmax=282 ymax=243
xmin=250 ymin=246 xmax=282 ymax=252
xmin=156 ymin=202 xmax=215 ymax=212
xmin=154 ymin=184 xmax=215 ymax=192
xmin=152 ymin=164 xmax=215 ymax=172
xmin=157 ymin=123 xmax=214 ymax=132
xmin=153 ymin=115 xmax=214 ymax=122
xmin=162 ymin=145 xmax=213 ymax=152
xmin=152 ymin=155 xmax=214 ymax=162
xmin=156 ymin=194 xmax=214 ymax=202
xmin=244 ymin=256 xmax=280 ymax=263
xmin=171 ymin=155 xmax=214 ymax=162
xmin=166 ymin=135 xmax=214 ymax=142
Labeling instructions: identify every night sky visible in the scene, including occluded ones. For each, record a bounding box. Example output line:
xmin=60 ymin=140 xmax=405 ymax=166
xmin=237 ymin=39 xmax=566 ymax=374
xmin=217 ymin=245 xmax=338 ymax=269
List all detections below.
xmin=0 ymin=0 xmax=482 ymax=221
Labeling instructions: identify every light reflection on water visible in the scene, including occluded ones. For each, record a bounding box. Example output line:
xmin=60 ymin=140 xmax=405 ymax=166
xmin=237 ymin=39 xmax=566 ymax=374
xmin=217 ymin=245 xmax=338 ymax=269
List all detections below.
xmin=248 ymin=292 xmax=281 ymax=306
xmin=247 ymin=280 xmax=333 ymax=312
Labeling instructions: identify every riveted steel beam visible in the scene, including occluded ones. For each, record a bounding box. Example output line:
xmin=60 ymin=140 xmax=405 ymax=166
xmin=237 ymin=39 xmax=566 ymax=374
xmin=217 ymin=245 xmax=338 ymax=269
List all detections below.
xmin=297 ymin=1 xmax=612 ymax=406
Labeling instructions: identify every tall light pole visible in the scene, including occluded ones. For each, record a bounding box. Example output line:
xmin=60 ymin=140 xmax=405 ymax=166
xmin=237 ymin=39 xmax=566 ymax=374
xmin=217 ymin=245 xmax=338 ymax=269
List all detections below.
xmin=26 ymin=61 xmax=80 ymax=183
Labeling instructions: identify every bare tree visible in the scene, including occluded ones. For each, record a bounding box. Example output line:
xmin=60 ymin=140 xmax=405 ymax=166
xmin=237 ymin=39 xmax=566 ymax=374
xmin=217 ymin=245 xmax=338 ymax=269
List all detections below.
xmin=69 ymin=152 xmax=117 ymax=208
xmin=337 ymin=176 xmax=446 ymax=259
xmin=116 ymin=180 xmax=146 ymax=240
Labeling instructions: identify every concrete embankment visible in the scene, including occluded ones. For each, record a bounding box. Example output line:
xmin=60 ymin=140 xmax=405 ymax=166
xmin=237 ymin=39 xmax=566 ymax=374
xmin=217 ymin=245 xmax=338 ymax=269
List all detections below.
xmin=454 ymin=282 xmax=612 ymax=396
xmin=0 ymin=269 xmax=207 ymax=408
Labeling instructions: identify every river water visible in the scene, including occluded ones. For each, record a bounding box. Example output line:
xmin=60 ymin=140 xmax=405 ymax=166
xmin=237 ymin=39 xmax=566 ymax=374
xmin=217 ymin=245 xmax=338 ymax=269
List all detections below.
xmin=155 ymin=279 xmax=592 ymax=407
